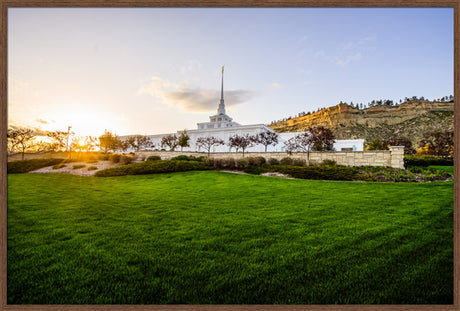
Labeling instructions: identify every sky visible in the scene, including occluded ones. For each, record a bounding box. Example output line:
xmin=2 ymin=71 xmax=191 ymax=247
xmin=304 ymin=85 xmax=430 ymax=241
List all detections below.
xmin=8 ymin=7 xmax=454 ymax=137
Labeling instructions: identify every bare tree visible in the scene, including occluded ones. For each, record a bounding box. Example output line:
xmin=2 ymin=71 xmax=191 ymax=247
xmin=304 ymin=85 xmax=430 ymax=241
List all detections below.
xmin=7 ymin=128 xmax=36 ymax=160
xmin=254 ymin=130 xmax=279 ymax=152
xmin=47 ymin=130 xmax=69 ymax=152
xmin=284 ymin=126 xmax=335 ymax=165
xmin=196 ymin=136 xmax=224 ymax=156
xmin=228 ymin=134 xmax=257 ymax=157
xmin=127 ymin=135 xmax=153 ymax=152
xmin=161 ymin=134 xmax=178 ymax=151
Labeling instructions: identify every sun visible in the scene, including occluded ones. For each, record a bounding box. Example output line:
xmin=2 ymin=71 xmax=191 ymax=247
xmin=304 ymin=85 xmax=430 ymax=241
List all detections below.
xmin=78 ymin=139 xmax=86 ymax=147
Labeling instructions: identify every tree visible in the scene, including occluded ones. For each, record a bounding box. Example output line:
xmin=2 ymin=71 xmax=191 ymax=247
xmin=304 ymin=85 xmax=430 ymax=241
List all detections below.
xmin=99 ymin=130 xmax=120 ymax=153
xmin=254 ymin=130 xmax=279 ymax=152
xmin=81 ymin=136 xmax=98 ymax=152
xmin=177 ymin=130 xmax=190 ymax=151
xmin=284 ymin=126 xmax=335 ymax=165
xmin=228 ymin=134 xmax=257 ymax=157
xmin=7 ymin=128 xmax=35 ymax=160
xmin=47 ymin=130 xmax=69 ymax=152
xmin=382 ymin=136 xmax=414 ymax=155
xmin=310 ymin=126 xmax=335 ymax=151
xmin=365 ymin=137 xmax=385 ymax=151
xmin=127 ymin=135 xmax=153 ymax=152
xmin=419 ymin=131 xmax=454 ymax=158
xmin=161 ymin=134 xmax=178 ymax=151
xmin=196 ymin=136 xmax=224 ymax=156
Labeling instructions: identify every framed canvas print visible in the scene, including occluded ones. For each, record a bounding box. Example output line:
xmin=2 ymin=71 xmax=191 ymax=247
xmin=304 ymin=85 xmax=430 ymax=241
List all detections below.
xmin=1 ymin=0 xmax=458 ymax=310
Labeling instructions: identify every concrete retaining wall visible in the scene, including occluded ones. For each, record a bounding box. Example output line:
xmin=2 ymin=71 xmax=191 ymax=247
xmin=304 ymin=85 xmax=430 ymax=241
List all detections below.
xmin=139 ymin=146 xmax=405 ymax=169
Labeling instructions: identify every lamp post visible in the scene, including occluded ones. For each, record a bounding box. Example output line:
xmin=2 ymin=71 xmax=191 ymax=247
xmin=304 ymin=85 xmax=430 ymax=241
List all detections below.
xmin=67 ymin=126 xmax=72 ymax=158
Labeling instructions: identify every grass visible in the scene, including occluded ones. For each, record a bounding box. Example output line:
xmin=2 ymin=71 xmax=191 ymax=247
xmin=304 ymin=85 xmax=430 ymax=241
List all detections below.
xmin=428 ymin=165 xmax=454 ymax=175
xmin=7 ymin=171 xmax=453 ymax=304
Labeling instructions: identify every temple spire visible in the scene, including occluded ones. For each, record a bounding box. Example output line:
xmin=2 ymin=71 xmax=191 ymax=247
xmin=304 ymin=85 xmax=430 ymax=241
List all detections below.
xmin=217 ymin=66 xmax=225 ymax=115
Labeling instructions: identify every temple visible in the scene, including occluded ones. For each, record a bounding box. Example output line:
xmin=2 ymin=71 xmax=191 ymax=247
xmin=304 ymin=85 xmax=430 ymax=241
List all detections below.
xmin=123 ymin=67 xmax=364 ymax=153
xmin=197 ymin=66 xmax=240 ymax=130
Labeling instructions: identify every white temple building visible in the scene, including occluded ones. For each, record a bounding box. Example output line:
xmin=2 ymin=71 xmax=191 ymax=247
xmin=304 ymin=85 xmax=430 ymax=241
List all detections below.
xmin=126 ymin=68 xmax=364 ymax=153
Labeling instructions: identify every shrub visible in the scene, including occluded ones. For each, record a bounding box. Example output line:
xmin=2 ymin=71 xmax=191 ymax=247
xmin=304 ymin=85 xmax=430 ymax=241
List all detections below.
xmin=110 ymin=153 xmax=122 ymax=163
xmin=120 ymin=155 xmax=134 ymax=165
xmin=171 ymin=155 xmax=205 ymax=162
xmin=87 ymin=166 xmax=98 ymax=171
xmin=404 ymin=155 xmax=453 ymax=167
xmin=321 ymin=159 xmax=337 ymax=166
xmin=247 ymin=156 xmax=266 ymax=166
xmin=244 ymin=164 xmax=271 ymax=175
xmin=268 ymin=158 xmax=279 ymax=165
xmin=292 ymin=158 xmax=306 ymax=166
xmin=221 ymin=157 xmax=236 ymax=169
xmin=99 ymin=154 xmax=110 ymax=161
xmin=7 ymin=158 xmax=67 ymax=174
xmin=279 ymin=157 xmax=293 ymax=165
xmin=72 ymin=164 xmax=86 ymax=169
xmin=95 ymin=160 xmax=211 ymax=177
xmin=275 ymin=165 xmax=361 ymax=181
xmin=52 ymin=163 xmax=66 ymax=170
xmin=146 ymin=155 xmax=162 ymax=162
xmin=86 ymin=159 xmax=98 ymax=164
xmin=235 ymin=158 xmax=249 ymax=169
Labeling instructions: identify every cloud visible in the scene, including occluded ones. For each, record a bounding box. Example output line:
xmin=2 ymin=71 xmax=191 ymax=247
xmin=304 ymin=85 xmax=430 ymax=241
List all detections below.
xmin=270 ymin=82 xmax=282 ymax=90
xmin=334 ymin=52 xmax=362 ymax=67
xmin=36 ymin=118 xmax=49 ymax=124
xmin=139 ymin=76 xmax=256 ymax=112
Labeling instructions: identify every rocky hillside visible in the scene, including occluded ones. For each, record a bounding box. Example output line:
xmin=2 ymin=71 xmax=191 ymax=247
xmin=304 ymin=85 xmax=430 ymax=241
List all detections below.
xmin=269 ymin=100 xmax=454 ymax=147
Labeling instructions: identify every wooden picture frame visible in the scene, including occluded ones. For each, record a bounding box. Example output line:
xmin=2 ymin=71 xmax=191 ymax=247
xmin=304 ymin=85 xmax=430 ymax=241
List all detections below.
xmin=1 ymin=1 xmax=458 ymax=310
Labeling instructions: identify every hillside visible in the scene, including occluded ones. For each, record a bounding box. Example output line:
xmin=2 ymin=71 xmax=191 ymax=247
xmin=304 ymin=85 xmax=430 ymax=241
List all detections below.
xmin=269 ymin=100 xmax=454 ymax=147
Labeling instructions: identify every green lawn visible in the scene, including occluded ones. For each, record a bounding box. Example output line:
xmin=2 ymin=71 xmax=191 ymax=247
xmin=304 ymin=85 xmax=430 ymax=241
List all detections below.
xmin=7 ymin=171 xmax=453 ymax=304
xmin=428 ymin=165 xmax=455 ymax=175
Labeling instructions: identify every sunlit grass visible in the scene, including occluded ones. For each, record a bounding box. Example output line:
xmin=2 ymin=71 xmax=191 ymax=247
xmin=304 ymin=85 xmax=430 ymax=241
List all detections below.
xmin=7 ymin=171 xmax=453 ymax=304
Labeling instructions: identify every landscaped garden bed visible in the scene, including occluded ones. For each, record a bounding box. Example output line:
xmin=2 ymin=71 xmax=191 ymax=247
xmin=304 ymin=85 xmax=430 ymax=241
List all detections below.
xmin=8 ymin=155 xmax=453 ymax=183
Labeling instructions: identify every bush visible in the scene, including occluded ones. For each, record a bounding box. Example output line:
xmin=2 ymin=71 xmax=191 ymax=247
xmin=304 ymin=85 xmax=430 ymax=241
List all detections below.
xmin=404 ymin=155 xmax=453 ymax=167
xmin=321 ymin=159 xmax=337 ymax=166
xmin=235 ymin=158 xmax=249 ymax=169
xmin=72 ymin=164 xmax=86 ymax=169
xmin=221 ymin=157 xmax=236 ymax=169
xmin=244 ymin=164 xmax=271 ymax=175
xmin=292 ymin=158 xmax=306 ymax=166
xmin=95 ymin=160 xmax=211 ymax=177
xmin=170 ymin=155 xmax=205 ymax=162
xmin=87 ymin=166 xmax=98 ymax=171
xmin=146 ymin=155 xmax=162 ymax=162
xmin=279 ymin=157 xmax=293 ymax=165
xmin=99 ymin=154 xmax=110 ymax=161
xmin=110 ymin=153 xmax=122 ymax=163
xmin=52 ymin=163 xmax=66 ymax=170
xmin=85 ymin=159 xmax=98 ymax=164
xmin=247 ymin=156 xmax=266 ymax=166
xmin=120 ymin=155 xmax=134 ymax=165
xmin=7 ymin=158 xmax=67 ymax=174
xmin=274 ymin=165 xmax=361 ymax=181
xmin=268 ymin=158 xmax=279 ymax=165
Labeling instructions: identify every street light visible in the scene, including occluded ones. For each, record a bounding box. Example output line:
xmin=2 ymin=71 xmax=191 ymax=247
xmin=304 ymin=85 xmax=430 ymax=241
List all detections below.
xmin=67 ymin=126 xmax=72 ymax=155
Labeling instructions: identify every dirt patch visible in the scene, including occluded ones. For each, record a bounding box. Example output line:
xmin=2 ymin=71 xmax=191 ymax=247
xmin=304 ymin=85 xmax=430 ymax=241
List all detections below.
xmin=29 ymin=161 xmax=123 ymax=176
